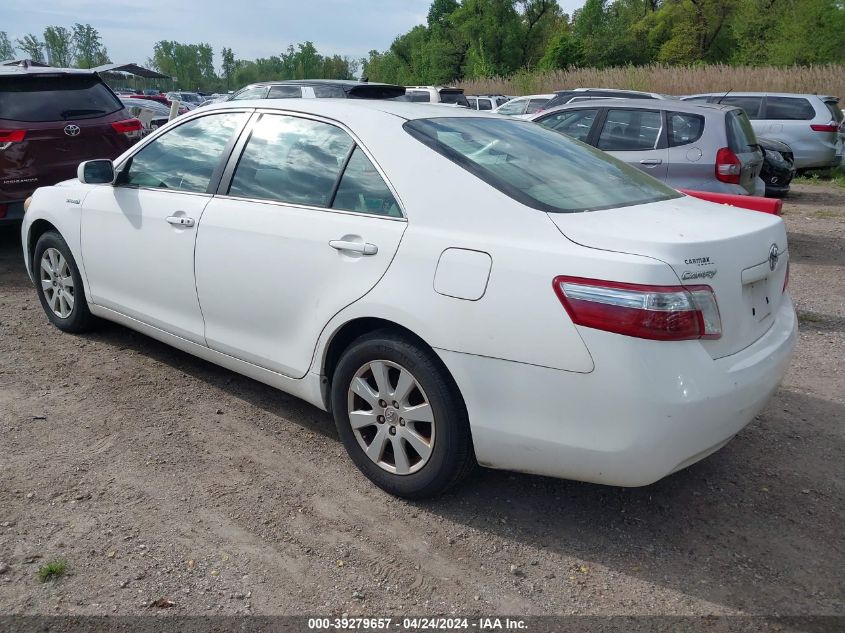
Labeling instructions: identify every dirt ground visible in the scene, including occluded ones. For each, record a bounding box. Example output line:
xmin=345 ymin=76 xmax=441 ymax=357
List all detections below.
xmin=0 ymin=183 xmax=842 ymax=619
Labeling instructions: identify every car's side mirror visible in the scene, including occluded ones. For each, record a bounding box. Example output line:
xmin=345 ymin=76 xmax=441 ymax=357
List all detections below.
xmin=77 ymin=159 xmax=115 ymax=185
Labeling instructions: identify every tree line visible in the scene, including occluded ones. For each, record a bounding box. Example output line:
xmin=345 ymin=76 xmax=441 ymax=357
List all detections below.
xmin=3 ymin=1 xmax=844 ymax=92
xmin=363 ymin=0 xmax=845 ymax=85
xmin=0 ymin=24 xmax=110 ymax=69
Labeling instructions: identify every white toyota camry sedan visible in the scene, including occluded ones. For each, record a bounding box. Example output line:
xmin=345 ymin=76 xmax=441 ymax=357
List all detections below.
xmin=21 ymin=99 xmax=796 ymax=498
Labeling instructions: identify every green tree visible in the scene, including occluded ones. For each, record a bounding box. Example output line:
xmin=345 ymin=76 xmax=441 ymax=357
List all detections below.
xmin=221 ymin=47 xmax=236 ymax=89
xmin=43 ymin=26 xmax=75 ymax=67
xmin=16 ymin=34 xmax=45 ymax=63
xmin=0 ymin=31 xmax=14 ymax=60
xmin=73 ymin=23 xmax=109 ymax=68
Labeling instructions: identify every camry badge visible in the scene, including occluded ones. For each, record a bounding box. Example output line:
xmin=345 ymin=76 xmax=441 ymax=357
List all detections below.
xmin=768 ymin=244 xmax=780 ymax=271
xmin=64 ymin=124 xmax=81 ymax=137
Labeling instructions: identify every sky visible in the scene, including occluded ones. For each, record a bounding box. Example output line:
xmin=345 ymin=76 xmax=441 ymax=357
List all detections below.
xmin=4 ymin=0 xmax=585 ymax=69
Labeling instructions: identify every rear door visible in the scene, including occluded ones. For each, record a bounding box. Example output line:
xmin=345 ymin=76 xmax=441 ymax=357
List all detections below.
xmin=195 ymin=112 xmax=406 ymax=378
xmin=664 ymin=110 xmax=708 ymax=189
xmin=595 ymin=108 xmax=669 ymax=181
xmin=0 ymin=72 xmax=132 ymax=204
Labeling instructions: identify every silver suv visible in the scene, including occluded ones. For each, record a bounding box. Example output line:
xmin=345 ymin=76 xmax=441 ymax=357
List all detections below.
xmin=681 ymin=93 xmax=844 ymax=170
xmin=530 ymin=99 xmax=765 ymax=196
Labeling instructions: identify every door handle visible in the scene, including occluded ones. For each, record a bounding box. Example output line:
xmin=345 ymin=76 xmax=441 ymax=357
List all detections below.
xmin=639 ymin=159 xmax=663 ymax=165
xmin=166 ymin=216 xmax=195 ymax=227
xmin=329 ymin=240 xmax=378 ymax=255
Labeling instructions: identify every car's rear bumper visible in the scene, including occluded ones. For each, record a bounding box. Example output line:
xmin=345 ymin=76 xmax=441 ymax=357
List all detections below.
xmin=437 ymin=296 xmax=797 ymax=486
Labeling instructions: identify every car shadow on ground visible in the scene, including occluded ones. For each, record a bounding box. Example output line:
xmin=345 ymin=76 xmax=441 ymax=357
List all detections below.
xmin=77 ymin=312 xmax=845 ymax=615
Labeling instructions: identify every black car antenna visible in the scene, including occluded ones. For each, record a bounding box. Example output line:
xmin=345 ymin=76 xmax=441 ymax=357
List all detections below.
xmin=716 ymin=88 xmax=732 ymax=104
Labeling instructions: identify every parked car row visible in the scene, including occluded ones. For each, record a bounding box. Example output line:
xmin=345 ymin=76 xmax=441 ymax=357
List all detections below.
xmin=20 ymin=97 xmax=797 ymax=498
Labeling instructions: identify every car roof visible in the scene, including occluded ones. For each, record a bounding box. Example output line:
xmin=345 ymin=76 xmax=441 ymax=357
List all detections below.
xmin=555 ymin=87 xmax=662 ymax=97
xmin=246 ymin=79 xmax=400 ymax=88
xmin=686 ymin=91 xmax=838 ymax=101
xmin=0 ymin=64 xmax=98 ymax=77
xmin=532 ymin=98 xmax=737 ymax=116
xmin=202 ymin=98 xmax=504 ymax=122
xmin=508 ymin=94 xmax=555 ymax=100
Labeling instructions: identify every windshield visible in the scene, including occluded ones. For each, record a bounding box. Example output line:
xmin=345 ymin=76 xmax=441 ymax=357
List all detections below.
xmin=403 ymin=117 xmax=680 ymax=213
xmin=0 ymin=74 xmax=123 ymax=122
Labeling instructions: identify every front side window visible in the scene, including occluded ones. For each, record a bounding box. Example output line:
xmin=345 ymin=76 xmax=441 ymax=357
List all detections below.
xmin=228 ymin=114 xmax=353 ymax=207
xmin=496 ymin=99 xmax=527 ymax=115
xmin=267 ymin=85 xmax=303 ymax=99
xmin=404 ymin=117 xmax=679 ymax=213
xmin=439 ymin=90 xmax=469 ymax=107
xmin=764 ymin=96 xmax=815 ymax=120
xmin=719 ymin=96 xmax=762 ymax=119
xmin=667 ymin=112 xmax=705 ymax=147
xmin=120 ymin=112 xmax=247 ymax=192
xmin=597 ymin=109 xmax=662 ymax=151
xmin=467 ymin=98 xmax=478 ymax=109
xmin=332 ymin=147 xmax=401 ymax=217
xmin=536 ymin=109 xmax=598 ymax=142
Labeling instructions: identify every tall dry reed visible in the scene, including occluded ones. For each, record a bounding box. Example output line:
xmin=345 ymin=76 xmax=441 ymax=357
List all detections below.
xmin=458 ymin=64 xmax=845 ymax=97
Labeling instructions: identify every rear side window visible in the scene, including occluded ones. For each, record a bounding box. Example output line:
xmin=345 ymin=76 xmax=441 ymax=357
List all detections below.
xmin=267 ymin=85 xmax=302 ymax=99
xmin=232 ymin=86 xmax=267 ymax=100
xmin=496 ymin=99 xmax=527 ymax=115
xmin=764 ymin=97 xmax=815 ymax=120
xmin=332 ymin=147 xmax=400 ymax=217
xmin=667 ymin=112 xmax=705 ymax=147
xmin=536 ymin=109 xmax=598 ymax=142
xmin=439 ymin=90 xmax=468 ymax=107
xmin=597 ymin=109 xmax=662 ymax=151
xmin=525 ymin=98 xmax=550 ymax=114
xmin=0 ymin=74 xmax=122 ymax=122
xmin=406 ymin=91 xmax=431 ymax=103
xmin=120 ymin=112 xmax=248 ymax=192
xmin=404 ymin=117 xmax=679 ymax=213
xmin=228 ymin=113 xmax=353 ymax=207
xmin=718 ymin=96 xmax=763 ymax=119
xmin=312 ymin=85 xmax=345 ymax=98
xmin=726 ymin=110 xmax=758 ymax=153
xmin=478 ymin=99 xmax=493 ymax=111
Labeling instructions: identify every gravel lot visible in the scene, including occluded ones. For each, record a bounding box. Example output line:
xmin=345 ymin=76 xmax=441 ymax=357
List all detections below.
xmin=0 ymin=183 xmax=842 ymax=619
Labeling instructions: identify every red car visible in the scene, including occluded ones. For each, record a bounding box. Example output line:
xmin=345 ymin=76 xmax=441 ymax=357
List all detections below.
xmin=125 ymin=94 xmax=189 ymax=114
xmin=0 ymin=64 xmax=142 ymax=223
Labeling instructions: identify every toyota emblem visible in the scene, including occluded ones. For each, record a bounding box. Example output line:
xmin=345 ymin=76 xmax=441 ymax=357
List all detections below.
xmin=64 ymin=124 xmax=81 ymax=137
xmin=768 ymin=244 xmax=780 ymax=271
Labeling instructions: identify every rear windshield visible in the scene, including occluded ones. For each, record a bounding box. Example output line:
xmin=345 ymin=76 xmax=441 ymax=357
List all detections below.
xmin=0 ymin=74 xmax=123 ymax=122
xmin=439 ymin=90 xmax=469 ymax=107
xmin=404 ymin=117 xmax=680 ymax=213
xmin=726 ymin=110 xmax=758 ymax=153
xmin=824 ymin=99 xmax=843 ymax=123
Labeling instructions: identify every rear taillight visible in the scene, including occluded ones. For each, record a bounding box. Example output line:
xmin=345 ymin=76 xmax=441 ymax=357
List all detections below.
xmin=715 ymin=147 xmax=741 ymax=184
xmin=810 ymin=122 xmax=839 ymax=133
xmin=553 ymin=276 xmax=722 ymax=341
xmin=0 ymin=130 xmax=26 ymax=143
xmin=111 ymin=118 xmax=143 ymax=135
xmin=0 ymin=204 xmax=7 ymax=219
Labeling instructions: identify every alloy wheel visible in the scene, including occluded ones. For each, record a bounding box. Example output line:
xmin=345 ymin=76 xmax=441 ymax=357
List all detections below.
xmin=347 ymin=360 xmax=435 ymax=475
xmin=39 ymin=248 xmax=75 ymax=319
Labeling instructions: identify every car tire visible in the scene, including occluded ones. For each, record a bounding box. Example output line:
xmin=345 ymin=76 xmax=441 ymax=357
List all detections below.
xmin=33 ymin=231 xmax=96 ymax=333
xmin=331 ymin=330 xmax=475 ymax=499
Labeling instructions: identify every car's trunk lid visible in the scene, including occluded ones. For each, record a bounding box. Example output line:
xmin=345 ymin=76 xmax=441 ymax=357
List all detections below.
xmin=548 ymin=195 xmax=789 ymax=359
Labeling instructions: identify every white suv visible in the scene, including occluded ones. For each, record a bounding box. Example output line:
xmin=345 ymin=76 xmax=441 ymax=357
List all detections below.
xmin=405 ymin=86 xmax=469 ymax=107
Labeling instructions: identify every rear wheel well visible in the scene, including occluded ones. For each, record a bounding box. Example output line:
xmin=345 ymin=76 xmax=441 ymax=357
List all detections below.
xmin=322 ymin=318 xmax=456 ymax=409
xmin=28 ymin=220 xmax=59 ymax=267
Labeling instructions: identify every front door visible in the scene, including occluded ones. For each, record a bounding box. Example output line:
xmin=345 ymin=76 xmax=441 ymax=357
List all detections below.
xmin=195 ymin=112 xmax=406 ymax=378
xmin=81 ymin=111 xmax=249 ymax=343
xmin=596 ymin=108 xmax=670 ymax=181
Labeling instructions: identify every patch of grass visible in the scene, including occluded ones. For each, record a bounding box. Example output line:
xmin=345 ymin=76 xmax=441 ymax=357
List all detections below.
xmin=794 ymin=167 xmax=845 ymax=188
xmin=37 ymin=559 xmax=67 ymax=583
xmin=813 ymin=209 xmax=844 ymax=219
